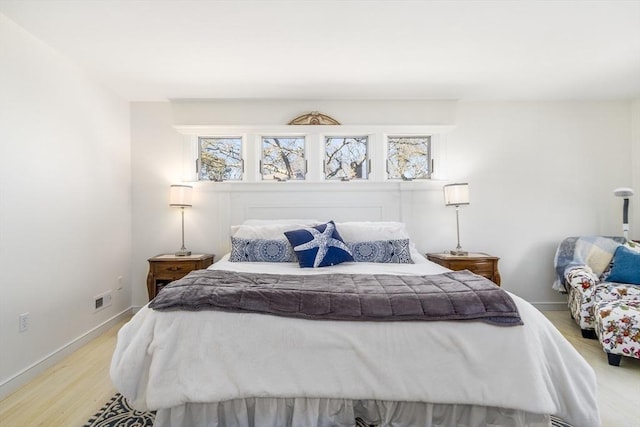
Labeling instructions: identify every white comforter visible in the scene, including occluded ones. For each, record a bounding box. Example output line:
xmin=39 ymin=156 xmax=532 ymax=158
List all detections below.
xmin=111 ymin=255 xmax=600 ymax=427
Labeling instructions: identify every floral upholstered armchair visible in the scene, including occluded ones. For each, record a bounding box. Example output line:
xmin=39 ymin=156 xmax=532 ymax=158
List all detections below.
xmin=553 ymin=236 xmax=640 ymax=338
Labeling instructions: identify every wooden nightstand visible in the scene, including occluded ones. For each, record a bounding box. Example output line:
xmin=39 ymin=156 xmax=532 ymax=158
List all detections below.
xmin=426 ymin=252 xmax=501 ymax=286
xmin=146 ymin=253 xmax=215 ymax=300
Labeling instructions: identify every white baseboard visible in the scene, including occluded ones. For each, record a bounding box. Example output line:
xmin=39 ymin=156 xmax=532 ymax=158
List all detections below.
xmin=531 ymin=302 xmax=569 ymax=311
xmin=0 ymin=307 xmax=133 ymax=400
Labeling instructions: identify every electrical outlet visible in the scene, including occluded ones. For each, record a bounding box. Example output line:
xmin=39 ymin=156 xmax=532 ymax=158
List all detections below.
xmin=94 ymin=291 xmax=113 ymax=312
xmin=116 ymin=275 xmax=123 ymax=290
xmin=19 ymin=312 xmax=29 ymax=333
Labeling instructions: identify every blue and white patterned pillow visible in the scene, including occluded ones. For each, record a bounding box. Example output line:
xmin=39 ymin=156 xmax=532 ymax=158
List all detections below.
xmin=229 ymin=237 xmax=296 ymax=262
xmin=347 ymin=239 xmax=414 ymax=263
xmin=284 ymin=221 xmax=353 ymax=268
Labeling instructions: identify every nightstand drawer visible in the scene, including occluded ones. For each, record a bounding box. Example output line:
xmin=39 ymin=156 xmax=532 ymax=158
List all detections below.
xmin=426 ymin=252 xmax=501 ymax=286
xmin=154 ymin=262 xmax=197 ymax=278
xmin=463 ymin=261 xmax=494 ymax=275
xmin=472 ymin=271 xmax=495 ymax=281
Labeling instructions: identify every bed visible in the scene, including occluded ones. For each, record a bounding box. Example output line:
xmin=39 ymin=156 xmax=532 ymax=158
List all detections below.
xmin=111 ymin=220 xmax=600 ymax=427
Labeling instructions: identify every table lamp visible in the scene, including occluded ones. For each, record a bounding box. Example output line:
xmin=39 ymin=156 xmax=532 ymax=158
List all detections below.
xmin=444 ymin=183 xmax=470 ymax=255
xmin=170 ymin=184 xmax=193 ymax=256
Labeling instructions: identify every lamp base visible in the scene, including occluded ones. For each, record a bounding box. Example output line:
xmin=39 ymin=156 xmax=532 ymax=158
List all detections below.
xmin=175 ymin=249 xmax=192 ymax=257
xmin=449 ymin=250 xmax=469 ymax=256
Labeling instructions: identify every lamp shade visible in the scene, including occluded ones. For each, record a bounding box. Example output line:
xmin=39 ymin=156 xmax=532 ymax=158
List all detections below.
xmin=169 ymin=185 xmax=193 ymax=207
xmin=443 ymin=183 xmax=470 ymax=206
xmin=613 ymin=187 xmax=634 ymax=239
xmin=613 ymin=187 xmax=634 ymax=198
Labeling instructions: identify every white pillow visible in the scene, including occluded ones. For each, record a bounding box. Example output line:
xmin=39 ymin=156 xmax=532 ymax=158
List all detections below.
xmin=231 ymin=223 xmax=317 ymax=239
xmin=242 ymin=219 xmax=319 ymax=226
xmin=232 ymin=220 xmax=414 ymax=246
xmin=335 ymin=221 xmax=410 ymax=242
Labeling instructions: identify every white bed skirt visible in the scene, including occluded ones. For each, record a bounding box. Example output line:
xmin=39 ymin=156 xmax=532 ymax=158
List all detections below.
xmin=154 ymin=398 xmax=553 ymax=427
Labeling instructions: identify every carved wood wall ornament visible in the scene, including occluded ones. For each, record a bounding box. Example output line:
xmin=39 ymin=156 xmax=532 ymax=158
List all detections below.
xmin=288 ymin=111 xmax=341 ymax=125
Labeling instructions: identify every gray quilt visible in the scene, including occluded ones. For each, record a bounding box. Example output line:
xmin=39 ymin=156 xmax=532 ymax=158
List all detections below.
xmin=149 ymin=269 xmax=523 ymax=326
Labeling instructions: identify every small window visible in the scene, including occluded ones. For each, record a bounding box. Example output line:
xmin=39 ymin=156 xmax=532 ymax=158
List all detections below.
xmin=387 ymin=136 xmax=431 ymax=180
xmin=199 ymin=137 xmax=243 ymax=181
xmin=261 ymin=137 xmax=306 ymax=181
xmin=324 ymin=136 xmax=368 ymax=180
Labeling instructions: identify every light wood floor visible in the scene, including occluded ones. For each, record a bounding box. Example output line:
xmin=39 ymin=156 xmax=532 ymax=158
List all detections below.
xmin=0 ymin=311 xmax=638 ymax=427
xmin=0 ymin=318 xmax=128 ymax=427
xmin=542 ymin=311 xmax=640 ymax=427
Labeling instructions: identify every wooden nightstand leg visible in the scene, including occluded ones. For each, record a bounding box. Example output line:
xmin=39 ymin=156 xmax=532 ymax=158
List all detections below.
xmin=146 ymin=271 xmax=154 ymax=301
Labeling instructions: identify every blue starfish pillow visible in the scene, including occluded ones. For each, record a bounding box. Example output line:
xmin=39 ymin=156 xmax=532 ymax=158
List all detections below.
xmin=284 ymin=221 xmax=353 ymax=268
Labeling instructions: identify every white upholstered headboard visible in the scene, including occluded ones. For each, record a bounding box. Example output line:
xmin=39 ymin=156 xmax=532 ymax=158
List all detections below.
xmin=195 ymin=182 xmax=441 ymax=256
xmin=226 ymin=185 xmax=401 ymax=224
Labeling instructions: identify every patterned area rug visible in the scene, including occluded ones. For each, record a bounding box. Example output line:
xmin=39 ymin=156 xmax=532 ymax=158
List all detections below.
xmin=84 ymin=393 xmax=574 ymax=427
xmin=83 ymin=393 xmax=155 ymax=427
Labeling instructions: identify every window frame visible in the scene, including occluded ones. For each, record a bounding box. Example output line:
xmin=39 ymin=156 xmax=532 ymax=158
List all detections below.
xmin=177 ymin=125 xmax=452 ymax=184
xmin=323 ymin=135 xmax=370 ymax=181
xmin=260 ymin=135 xmax=308 ymax=181
xmin=385 ymin=135 xmax=432 ymax=181
xmin=197 ymin=135 xmax=245 ymax=182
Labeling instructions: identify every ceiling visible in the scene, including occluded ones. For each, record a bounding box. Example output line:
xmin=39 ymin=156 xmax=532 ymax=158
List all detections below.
xmin=1 ymin=0 xmax=639 ymax=102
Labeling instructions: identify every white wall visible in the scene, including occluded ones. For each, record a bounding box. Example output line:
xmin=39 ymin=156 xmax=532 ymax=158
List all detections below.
xmin=0 ymin=15 xmax=131 ymax=396
xmin=130 ymin=99 xmax=635 ymax=310
xmin=171 ymin=99 xmax=458 ymax=126
xmin=632 ymin=99 xmax=640 ymax=238
xmin=130 ymin=103 xmax=185 ymax=305
xmin=448 ymin=101 xmax=634 ymax=304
